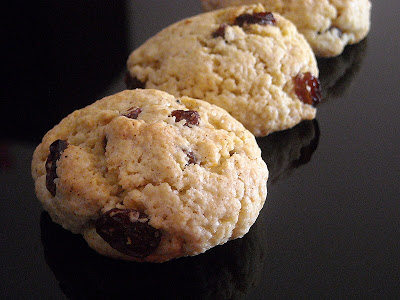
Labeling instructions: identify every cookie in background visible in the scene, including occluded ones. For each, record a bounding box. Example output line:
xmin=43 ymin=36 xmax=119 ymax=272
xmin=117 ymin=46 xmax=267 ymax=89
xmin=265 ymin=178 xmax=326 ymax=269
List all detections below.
xmin=201 ymin=0 xmax=371 ymax=57
xmin=126 ymin=4 xmax=321 ymax=137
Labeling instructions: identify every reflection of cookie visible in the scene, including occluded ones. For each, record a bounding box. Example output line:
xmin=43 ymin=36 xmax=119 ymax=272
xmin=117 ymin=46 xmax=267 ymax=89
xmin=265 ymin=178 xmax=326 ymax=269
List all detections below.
xmin=32 ymin=89 xmax=268 ymax=262
xmin=41 ymin=210 xmax=266 ymax=299
xmin=201 ymin=0 xmax=371 ymax=57
xmin=126 ymin=4 xmax=320 ymax=137
xmin=257 ymin=119 xmax=320 ymax=186
xmin=317 ymin=38 xmax=368 ymax=101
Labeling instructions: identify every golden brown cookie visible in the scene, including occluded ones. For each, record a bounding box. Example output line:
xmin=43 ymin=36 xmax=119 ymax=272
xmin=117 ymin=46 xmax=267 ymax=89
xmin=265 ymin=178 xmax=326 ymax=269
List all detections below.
xmin=126 ymin=4 xmax=321 ymax=137
xmin=201 ymin=0 xmax=371 ymax=57
xmin=32 ymin=89 xmax=268 ymax=262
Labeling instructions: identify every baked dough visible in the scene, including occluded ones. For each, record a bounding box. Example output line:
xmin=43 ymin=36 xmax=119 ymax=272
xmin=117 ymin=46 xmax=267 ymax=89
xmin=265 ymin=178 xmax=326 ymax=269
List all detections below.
xmin=201 ymin=0 xmax=371 ymax=57
xmin=32 ymin=89 xmax=268 ymax=262
xmin=126 ymin=4 xmax=320 ymax=137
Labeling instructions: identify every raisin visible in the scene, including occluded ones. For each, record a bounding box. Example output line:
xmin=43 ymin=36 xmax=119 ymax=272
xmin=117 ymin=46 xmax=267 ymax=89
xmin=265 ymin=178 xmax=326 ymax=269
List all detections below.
xmin=123 ymin=107 xmax=142 ymax=119
xmin=183 ymin=149 xmax=198 ymax=165
xmin=45 ymin=139 xmax=68 ymax=196
xmin=234 ymin=12 xmax=276 ymax=27
xmin=293 ymin=72 xmax=322 ymax=107
xmin=171 ymin=110 xmax=200 ymax=126
xmin=96 ymin=208 xmax=161 ymax=258
xmin=212 ymin=23 xmax=228 ymax=38
xmin=124 ymin=72 xmax=145 ymax=89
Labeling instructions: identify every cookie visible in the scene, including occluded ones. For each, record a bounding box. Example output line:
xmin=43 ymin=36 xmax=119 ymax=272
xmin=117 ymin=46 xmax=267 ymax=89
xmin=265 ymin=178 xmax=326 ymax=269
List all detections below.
xmin=32 ymin=89 xmax=268 ymax=263
xmin=201 ymin=0 xmax=371 ymax=57
xmin=126 ymin=4 xmax=321 ymax=137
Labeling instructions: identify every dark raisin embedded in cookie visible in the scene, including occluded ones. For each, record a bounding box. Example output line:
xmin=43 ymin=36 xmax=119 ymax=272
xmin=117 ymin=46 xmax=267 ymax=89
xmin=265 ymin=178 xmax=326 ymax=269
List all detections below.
xmin=212 ymin=23 xmax=228 ymax=38
xmin=96 ymin=208 xmax=161 ymax=258
xmin=183 ymin=149 xmax=198 ymax=165
xmin=124 ymin=72 xmax=146 ymax=89
xmin=171 ymin=110 xmax=200 ymax=126
xmin=45 ymin=139 xmax=69 ymax=196
xmin=293 ymin=72 xmax=322 ymax=107
xmin=123 ymin=107 xmax=142 ymax=119
xmin=234 ymin=12 xmax=276 ymax=27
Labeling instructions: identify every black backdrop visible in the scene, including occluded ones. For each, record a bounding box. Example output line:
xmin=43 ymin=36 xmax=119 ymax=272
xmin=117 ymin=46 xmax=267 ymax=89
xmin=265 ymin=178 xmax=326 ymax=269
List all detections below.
xmin=2 ymin=1 xmax=400 ymax=298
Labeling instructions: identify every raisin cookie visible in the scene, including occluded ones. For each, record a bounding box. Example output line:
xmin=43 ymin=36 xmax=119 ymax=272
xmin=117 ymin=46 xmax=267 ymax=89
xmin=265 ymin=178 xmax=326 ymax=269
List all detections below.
xmin=32 ymin=89 xmax=268 ymax=263
xmin=201 ymin=0 xmax=371 ymax=57
xmin=126 ymin=4 xmax=321 ymax=137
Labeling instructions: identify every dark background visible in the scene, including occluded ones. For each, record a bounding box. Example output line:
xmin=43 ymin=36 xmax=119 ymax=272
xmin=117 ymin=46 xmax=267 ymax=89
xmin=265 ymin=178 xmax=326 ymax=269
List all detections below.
xmin=2 ymin=1 xmax=400 ymax=299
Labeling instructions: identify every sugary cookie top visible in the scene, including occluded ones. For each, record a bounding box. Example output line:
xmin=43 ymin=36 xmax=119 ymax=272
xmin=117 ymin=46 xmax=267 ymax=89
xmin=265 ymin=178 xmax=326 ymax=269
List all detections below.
xmin=32 ymin=89 xmax=268 ymax=262
xmin=127 ymin=4 xmax=319 ymax=137
xmin=201 ymin=0 xmax=372 ymax=57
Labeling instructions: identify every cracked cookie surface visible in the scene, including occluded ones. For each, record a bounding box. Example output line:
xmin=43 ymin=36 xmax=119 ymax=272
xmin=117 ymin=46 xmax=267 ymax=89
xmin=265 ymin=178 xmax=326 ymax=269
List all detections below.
xmin=201 ymin=0 xmax=371 ymax=57
xmin=32 ymin=89 xmax=268 ymax=262
xmin=126 ymin=4 xmax=319 ymax=137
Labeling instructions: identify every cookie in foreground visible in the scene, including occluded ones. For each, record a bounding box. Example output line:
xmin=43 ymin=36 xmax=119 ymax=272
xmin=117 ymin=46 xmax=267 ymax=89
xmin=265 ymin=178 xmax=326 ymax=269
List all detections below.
xmin=31 ymin=89 xmax=268 ymax=262
xmin=201 ymin=0 xmax=371 ymax=57
xmin=126 ymin=4 xmax=321 ymax=137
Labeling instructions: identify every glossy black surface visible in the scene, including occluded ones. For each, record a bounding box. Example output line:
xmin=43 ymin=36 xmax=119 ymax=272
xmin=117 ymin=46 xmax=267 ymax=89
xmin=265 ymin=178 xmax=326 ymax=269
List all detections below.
xmin=2 ymin=1 xmax=400 ymax=298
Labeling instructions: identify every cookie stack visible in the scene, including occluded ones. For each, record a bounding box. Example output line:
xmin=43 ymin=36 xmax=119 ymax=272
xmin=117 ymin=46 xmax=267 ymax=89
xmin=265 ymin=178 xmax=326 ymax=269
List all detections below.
xmin=32 ymin=2 xmax=371 ymax=262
